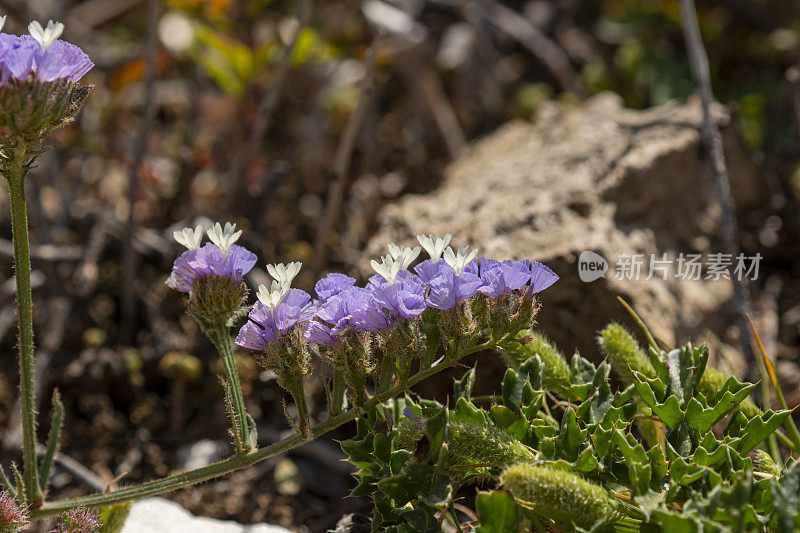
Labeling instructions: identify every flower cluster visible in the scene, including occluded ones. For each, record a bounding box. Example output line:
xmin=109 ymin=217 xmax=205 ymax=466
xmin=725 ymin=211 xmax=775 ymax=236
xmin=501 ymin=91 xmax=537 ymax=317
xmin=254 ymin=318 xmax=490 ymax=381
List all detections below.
xmin=166 ymin=223 xmax=256 ymax=293
xmin=0 ymin=18 xmax=93 ymax=147
xmin=166 ymin=226 xmax=557 ymax=427
xmin=166 ymin=222 xmax=256 ymax=327
xmin=0 ymin=19 xmax=92 ymax=83
xmin=227 ymin=233 xmax=558 ymax=351
xmin=167 ymin=227 xmax=557 ymax=345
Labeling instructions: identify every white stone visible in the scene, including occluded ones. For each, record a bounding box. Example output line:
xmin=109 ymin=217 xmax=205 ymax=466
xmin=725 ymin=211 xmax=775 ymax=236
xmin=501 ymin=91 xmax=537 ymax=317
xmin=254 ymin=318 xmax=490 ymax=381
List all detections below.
xmin=121 ymin=498 xmax=291 ymax=533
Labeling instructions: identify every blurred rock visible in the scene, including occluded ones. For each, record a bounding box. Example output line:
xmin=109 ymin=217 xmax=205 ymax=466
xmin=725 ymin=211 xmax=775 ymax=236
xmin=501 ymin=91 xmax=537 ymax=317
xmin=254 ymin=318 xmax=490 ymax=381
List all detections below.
xmin=178 ymin=440 xmax=227 ymax=471
xmin=121 ymin=498 xmax=290 ymax=533
xmin=367 ymin=93 xmax=762 ymax=365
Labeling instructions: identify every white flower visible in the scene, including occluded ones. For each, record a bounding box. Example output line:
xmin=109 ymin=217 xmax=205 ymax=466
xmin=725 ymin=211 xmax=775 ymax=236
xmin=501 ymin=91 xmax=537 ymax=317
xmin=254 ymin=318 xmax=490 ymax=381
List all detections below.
xmin=266 ymin=262 xmax=302 ymax=292
xmin=206 ymin=222 xmax=242 ymax=256
xmin=387 ymin=243 xmax=421 ymax=269
xmin=257 ymin=280 xmax=288 ymax=309
xmin=444 ymin=244 xmax=478 ymax=276
xmin=371 ymin=253 xmax=405 ymax=285
xmin=28 ymin=20 xmax=64 ymax=52
xmin=172 ymin=225 xmax=204 ymax=250
xmin=0 ymin=15 xmax=7 ymax=33
xmin=416 ymin=233 xmax=452 ymax=261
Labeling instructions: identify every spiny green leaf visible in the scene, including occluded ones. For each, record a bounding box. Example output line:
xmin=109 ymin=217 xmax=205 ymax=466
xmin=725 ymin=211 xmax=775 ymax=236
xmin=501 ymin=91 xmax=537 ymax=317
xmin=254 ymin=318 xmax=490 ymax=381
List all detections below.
xmin=475 ymin=490 xmax=520 ymax=533
xmin=735 ymin=410 xmax=791 ymax=453
xmin=490 ymin=405 xmax=517 ymax=429
xmin=684 ymin=378 xmax=756 ymax=434
xmin=453 ymin=367 xmax=476 ymax=400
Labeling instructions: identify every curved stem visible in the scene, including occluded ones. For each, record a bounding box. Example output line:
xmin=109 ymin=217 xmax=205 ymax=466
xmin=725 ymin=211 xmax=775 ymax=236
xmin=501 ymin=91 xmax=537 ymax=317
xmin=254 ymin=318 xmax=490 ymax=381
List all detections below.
xmin=208 ymin=323 xmax=250 ymax=454
xmin=5 ymin=146 xmax=42 ymax=504
xmin=31 ymin=339 xmax=497 ymax=518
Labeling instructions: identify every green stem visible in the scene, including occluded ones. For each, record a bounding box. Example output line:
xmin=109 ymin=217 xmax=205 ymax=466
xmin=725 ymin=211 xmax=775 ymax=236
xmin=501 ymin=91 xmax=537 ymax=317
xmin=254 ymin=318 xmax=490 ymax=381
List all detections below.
xmin=208 ymin=323 xmax=250 ymax=454
xmin=280 ymin=373 xmax=310 ymax=438
xmin=39 ymin=389 xmax=65 ymax=496
xmin=5 ymin=146 xmax=42 ymax=504
xmin=330 ymin=369 xmax=347 ymax=416
xmin=470 ymin=394 xmax=502 ymax=403
xmin=31 ymin=339 xmax=497 ymax=518
xmin=377 ymin=351 xmax=396 ymax=394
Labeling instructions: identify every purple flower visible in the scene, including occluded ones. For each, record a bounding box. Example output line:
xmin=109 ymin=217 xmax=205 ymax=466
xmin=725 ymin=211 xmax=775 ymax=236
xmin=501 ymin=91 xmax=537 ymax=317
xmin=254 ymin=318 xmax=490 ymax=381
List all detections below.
xmin=166 ymin=243 xmax=257 ymax=292
xmin=236 ymin=288 xmax=315 ymax=350
xmin=478 ymin=258 xmax=532 ymax=297
xmin=403 ymin=406 xmax=425 ymax=429
xmin=314 ymin=272 xmax=357 ymax=303
xmin=367 ymin=270 xmax=427 ymax=319
xmin=525 ymin=260 xmax=559 ymax=294
xmin=29 ymin=37 xmax=93 ymax=81
xmin=414 ymin=259 xmax=481 ymax=309
xmin=0 ymin=32 xmax=92 ymax=83
xmin=303 ymin=287 xmax=393 ymax=346
xmin=0 ymin=34 xmax=34 ymax=83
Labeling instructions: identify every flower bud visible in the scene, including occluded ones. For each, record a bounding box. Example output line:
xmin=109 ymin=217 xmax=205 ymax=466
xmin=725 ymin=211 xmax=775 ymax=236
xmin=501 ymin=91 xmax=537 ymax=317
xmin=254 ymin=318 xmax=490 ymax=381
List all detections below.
xmin=753 ymin=449 xmax=781 ymax=478
xmin=186 ymin=274 xmax=249 ymax=330
xmin=500 ymin=463 xmax=623 ymax=528
xmin=0 ymin=79 xmax=91 ymax=147
xmin=51 ymin=506 xmax=101 ymax=533
xmin=499 ymin=331 xmax=574 ymax=397
xmin=445 ymin=423 xmax=536 ymax=475
xmin=0 ymin=491 xmax=28 ymax=533
xmin=598 ymin=322 xmax=655 ymax=384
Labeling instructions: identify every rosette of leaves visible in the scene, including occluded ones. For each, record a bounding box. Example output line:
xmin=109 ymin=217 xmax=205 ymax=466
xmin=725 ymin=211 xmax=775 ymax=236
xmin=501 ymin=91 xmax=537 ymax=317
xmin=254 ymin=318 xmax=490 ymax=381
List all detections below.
xmin=341 ymin=327 xmax=798 ymax=532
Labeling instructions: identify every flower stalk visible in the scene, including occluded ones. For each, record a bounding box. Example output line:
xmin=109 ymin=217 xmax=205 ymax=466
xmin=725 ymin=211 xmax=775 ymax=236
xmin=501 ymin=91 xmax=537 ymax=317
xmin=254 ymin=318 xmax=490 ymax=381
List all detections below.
xmin=3 ymin=142 xmax=42 ymax=505
xmin=207 ymin=323 xmax=251 ymax=454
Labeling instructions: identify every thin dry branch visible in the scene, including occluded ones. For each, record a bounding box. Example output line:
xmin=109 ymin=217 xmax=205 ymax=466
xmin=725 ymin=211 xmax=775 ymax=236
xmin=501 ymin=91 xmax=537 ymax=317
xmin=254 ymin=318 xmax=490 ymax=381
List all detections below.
xmin=474 ymin=0 xmax=584 ymax=96
xmin=224 ymin=0 xmax=313 ymax=212
xmin=121 ymin=0 xmax=160 ymax=343
xmin=679 ymin=0 xmax=756 ymax=378
xmin=313 ymin=39 xmax=381 ymax=272
xmin=420 ymin=69 xmax=466 ymax=158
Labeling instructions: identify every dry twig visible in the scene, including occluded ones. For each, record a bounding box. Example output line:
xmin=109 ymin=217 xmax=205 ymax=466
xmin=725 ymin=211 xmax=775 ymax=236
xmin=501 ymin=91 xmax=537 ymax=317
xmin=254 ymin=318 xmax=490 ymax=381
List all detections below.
xmin=471 ymin=0 xmax=583 ymax=96
xmin=679 ymin=0 xmax=757 ymax=378
xmin=121 ymin=0 xmax=160 ymax=343
xmin=313 ymin=39 xmax=381 ymax=272
xmin=224 ymin=0 xmax=313 ymax=212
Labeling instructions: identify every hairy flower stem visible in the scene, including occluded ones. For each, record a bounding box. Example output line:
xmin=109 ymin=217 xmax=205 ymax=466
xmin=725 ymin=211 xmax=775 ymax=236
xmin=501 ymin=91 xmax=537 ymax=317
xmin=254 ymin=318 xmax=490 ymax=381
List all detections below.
xmin=279 ymin=373 xmax=310 ymax=438
xmin=30 ymin=339 xmax=498 ymax=519
xmin=208 ymin=324 xmax=250 ymax=454
xmin=329 ymin=369 xmax=347 ymax=416
xmin=4 ymin=145 xmax=43 ymax=505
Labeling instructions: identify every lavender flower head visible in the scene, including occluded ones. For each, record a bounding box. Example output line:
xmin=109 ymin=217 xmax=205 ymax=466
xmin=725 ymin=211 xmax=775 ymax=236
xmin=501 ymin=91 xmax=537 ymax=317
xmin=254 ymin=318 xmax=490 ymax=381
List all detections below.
xmin=368 ymin=243 xmax=426 ymax=318
xmin=478 ymin=258 xmax=532 ymax=297
xmin=314 ymin=272 xmax=357 ymax=304
xmin=166 ymin=222 xmax=256 ymax=292
xmin=414 ymin=240 xmax=482 ymax=309
xmin=526 ymin=259 xmax=559 ymax=294
xmin=0 ymin=20 xmax=93 ymax=83
xmin=1 ymin=19 xmax=93 ymax=146
xmin=304 ymin=286 xmax=393 ymax=346
xmin=236 ymin=262 xmax=315 ymax=350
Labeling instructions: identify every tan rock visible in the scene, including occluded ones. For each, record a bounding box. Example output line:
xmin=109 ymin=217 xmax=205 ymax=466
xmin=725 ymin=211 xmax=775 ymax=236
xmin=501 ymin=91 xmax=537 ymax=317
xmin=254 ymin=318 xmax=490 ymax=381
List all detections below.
xmin=366 ymin=93 xmax=760 ymax=360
